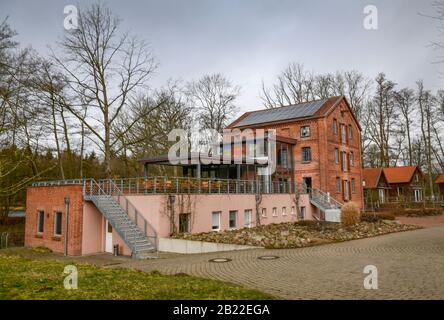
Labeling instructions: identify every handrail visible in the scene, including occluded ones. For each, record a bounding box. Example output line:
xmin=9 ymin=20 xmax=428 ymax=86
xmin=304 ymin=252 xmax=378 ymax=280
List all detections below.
xmin=310 ymin=188 xmax=342 ymax=209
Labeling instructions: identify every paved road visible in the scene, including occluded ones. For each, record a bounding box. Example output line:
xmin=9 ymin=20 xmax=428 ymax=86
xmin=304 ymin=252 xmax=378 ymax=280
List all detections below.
xmin=117 ymin=227 xmax=444 ymax=299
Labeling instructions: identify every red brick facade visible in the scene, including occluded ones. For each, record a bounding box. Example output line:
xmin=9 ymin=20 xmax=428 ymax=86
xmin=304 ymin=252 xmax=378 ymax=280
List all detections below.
xmin=230 ymin=97 xmax=364 ymax=208
xmin=25 ymin=185 xmax=84 ymax=255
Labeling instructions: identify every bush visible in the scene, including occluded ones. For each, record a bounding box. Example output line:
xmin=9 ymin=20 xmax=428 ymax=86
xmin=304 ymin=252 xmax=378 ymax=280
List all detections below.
xmin=361 ymin=212 xmax=395 ymax=222
xmin=341 ymin=202 xmax=360 ymax=226
xmin=402 ymin=208 xmax=443 ymax=217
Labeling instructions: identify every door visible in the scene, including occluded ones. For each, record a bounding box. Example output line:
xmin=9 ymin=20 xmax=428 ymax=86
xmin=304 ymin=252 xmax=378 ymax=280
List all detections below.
xmin=105 ymin=221 xmax=113 ymax=253
xmin=303 ymin=177 xmax=312 ymax=193
xmin=244 ymin=209 xmax=252 ymax=228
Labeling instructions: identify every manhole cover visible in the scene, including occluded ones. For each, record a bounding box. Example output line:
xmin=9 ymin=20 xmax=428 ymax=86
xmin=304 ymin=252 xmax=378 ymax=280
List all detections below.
xmin=257 ymin=255 xmax=279 ymax=260
xmin=209 ymin=258 xmax=232 ymax=263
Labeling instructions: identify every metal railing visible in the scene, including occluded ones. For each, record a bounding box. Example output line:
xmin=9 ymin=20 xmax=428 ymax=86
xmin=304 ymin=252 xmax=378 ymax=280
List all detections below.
xmin=310 ymin=188 xmax=342 ymax=210
xmin=83 ymin=179 xmax=158 ymax=251
xmin=94 ymin=176 xmax=303 ymax=195
xmin=32 ymin=176 xmax=308 ymax=195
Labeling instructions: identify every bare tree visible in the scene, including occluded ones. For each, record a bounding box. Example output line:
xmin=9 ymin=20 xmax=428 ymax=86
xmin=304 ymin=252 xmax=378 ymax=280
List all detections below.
xmin=52 ymin=3 xmax=157 ymax=177
xmin=394 ymin=88 xmax=416 ymax=165
xmin=186 ymin=73 xmax=240 ymax=133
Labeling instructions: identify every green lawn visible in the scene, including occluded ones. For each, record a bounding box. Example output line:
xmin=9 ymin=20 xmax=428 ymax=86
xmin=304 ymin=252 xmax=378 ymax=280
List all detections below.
xmin=0 ymin=254 xmax=273 ymax=300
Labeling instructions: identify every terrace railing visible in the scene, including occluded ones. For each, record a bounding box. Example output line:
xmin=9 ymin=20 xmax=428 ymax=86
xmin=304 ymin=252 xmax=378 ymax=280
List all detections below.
xmin=96 ymin=176 xmax=304 ymax=195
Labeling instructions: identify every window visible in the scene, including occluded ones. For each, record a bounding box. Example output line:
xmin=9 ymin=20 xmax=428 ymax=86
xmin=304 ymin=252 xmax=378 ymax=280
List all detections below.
xmin=343 ymin=180 xmax=350 ymax=201
xmin=261 ymin=208 xmax=267 ymax=218
xmin=336 ymin=177 xmax=341 ymax=193
xmin=282 ymin=207 xmax=287 ymax=216
xmin=348 ymin=125 xmax=352 ymax=139
xmin=342 ymin=152 xmax=348 ymax=172
xmin=349 ymin=152 xmax=354 ymax=167
xmin=415 ymin=174 xmax=419 ymax=182
xmin=414 ymin=189 xmax=422 ymax=202
xmin=179 ymin=213 xmax=191 ymax=233
xmin=300 ymin=125 xmax=310 ymax=138
xmin=302 ymin=147 xmax=311 ymax=162
xmin=341 ymin=124 xmax=347 ymax=144
xmin=211 ymin=212 xmax=221 ymax=231
xmin=244 ymin=210 xmax=252 ymax=228
xmin=334 ymin=148 xmax=339 ymax=164
xmin=299 ymin=206 xmax=305 ymax=220
xmin=272 ymin=207 xmax=277 ymax=217
xmin=291 ymin=206 xmax=295 ymax=215
xmin=397 ymin=187 xmax=403 ymax=196
xmin=333 ymin=119 xmax=338 ymax=134
xmin=351 ymin=179 xmax=356 ymax=193
xmin=37 ymin=210 xmax=44 ymax=234
xmin=54 ymin=211 xmax=62 ymax=236
xmin=228 ymin=211 xmax=237 ymax=229
xmin=278 ymin=148 xmax=288 ymax=168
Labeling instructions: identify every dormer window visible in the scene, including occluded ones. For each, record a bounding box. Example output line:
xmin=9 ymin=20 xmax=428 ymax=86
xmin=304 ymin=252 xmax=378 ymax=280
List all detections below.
xmin=300 ymin=126 xmax=310 ymax=138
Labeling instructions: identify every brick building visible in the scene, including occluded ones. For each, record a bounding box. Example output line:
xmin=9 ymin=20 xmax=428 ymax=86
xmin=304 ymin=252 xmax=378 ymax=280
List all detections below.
xmin=228 ymin=96 xmax=364 ymax=208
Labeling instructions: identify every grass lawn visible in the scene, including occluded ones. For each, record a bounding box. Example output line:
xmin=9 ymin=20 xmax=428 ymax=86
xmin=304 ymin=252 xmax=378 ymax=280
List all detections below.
xmin=0 ymin=253 xmax=273 ymax=300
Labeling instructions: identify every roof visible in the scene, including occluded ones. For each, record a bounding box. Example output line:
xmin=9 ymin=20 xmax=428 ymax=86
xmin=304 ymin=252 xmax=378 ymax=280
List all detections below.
xmin=363 ymin=168 xmax=383 ymax=189
xmin=228 ymin=96 xmax=354 ymax=129
xmin=435 ymin=173 xmax=444 ymax=184
xmin=382 ymin=166 xmax=419 ymax=184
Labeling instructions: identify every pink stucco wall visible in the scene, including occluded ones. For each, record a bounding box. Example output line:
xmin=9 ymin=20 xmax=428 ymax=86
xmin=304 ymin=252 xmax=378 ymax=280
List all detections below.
xmin=81 ymin=193 xmax=313 ymax=256
xmin=126 ymin=193 xmax=313 ymax=238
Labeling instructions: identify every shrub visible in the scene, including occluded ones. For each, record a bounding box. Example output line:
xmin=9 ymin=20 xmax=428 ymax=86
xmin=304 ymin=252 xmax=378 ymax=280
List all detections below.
xmin=361 ymin=212 xmax=396 ymax=222
xmin=403 ymin=208 xmax=443 ymax=217
xmin=341 ymin=202 xmax=360 ymax=226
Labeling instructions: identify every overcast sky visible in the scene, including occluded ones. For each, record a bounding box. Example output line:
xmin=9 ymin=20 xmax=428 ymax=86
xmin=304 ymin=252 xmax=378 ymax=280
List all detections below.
xmin=1 ymin=0 xmax=442 ymax=113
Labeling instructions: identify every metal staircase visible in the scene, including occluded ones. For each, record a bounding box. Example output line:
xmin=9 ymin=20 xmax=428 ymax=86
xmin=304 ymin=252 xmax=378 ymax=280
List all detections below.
xmin=309 ymin=188 xmax=342 ymax=222
xmin=83 ymin=179 xmax=157 ymax=259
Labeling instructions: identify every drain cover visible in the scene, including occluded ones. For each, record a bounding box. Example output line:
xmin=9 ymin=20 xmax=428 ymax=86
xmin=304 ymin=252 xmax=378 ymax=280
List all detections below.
xmin=209 ymin=258 xmax=232 ymax=263
xmin=257 ymin=255 xmax=279 ymax=260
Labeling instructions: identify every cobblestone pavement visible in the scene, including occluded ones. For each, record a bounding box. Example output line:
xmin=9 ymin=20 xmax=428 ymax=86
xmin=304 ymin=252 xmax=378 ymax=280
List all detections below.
xmin=115 ymin=227 xmax=444 ymax=300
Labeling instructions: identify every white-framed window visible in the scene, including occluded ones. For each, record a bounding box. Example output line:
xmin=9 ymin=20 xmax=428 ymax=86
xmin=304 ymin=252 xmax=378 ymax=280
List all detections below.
xmin=212 ymin=211 xmax=221 ymax=231
xmin=37 ymin=210 xmax=44 ymax=234
xmin=300 ymin=125 xmax=310 ymax=138
xmin=291 ymin=206 xmax=296 ymax=215
xmin=54 ymin=211 xmax=62 ymax=236
xmin=378 ymin=188 xmax=385 ymax=203
xmin=299 ymin=206 xmax=305 ymax=220
xmin=282 ymin=207 xmax=287 ymax=216
xmin=336 ymin=177 xmax=341 ymax=193
xmin=349 ymin=152 xmax=354 ymax=167
xmin=414 ymin=189 xmax=422 ymax=202
xmin=229 ymin=210 xmax=237 ymax=229
xmin=272 ymin=207 xmax=277 ymax=217
xmin=341 ymin=124 xmax=347 ymax=144
xmin=343 ymin=180 xmax=350 ymax=201
xmin=333 ymin=119 xmax=338 ymax=134
xmin=244 ymin=209 xmax=252 ymax=228
xmin=334 ymin=148 xmax=339 ymax=164
xmin=261 ymin=208 xmax=267 ymax=218
xmin=342 ymin=152 xmax=348 ymax=172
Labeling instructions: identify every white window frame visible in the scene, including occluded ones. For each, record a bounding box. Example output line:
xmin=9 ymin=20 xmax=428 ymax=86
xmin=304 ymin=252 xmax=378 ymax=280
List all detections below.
xmin=343 ymin=180 xmax=350 ymax=201
xmin=334 ymin=148 xmax=339 ymax=164
xmin=211 ymin=211 xmax=221 ymax=231
xmin=261 ymin=207 xmax=267 ymax=218
xmin=414 ymin=189 xmax=422 ymax=202
xmin=244 ymin=209 xmax=252 ymax=228
xmin=342 ymin=152 xmax=348 ymax=172
xmin=300 ymin=125 xmax=310 ymax=138
xmin=282 ymin=207 xmax=287 ymax=216
xmin=54 ymin=211 xmax=62 ymax=236
xmin=349 ymin=152 xmax=354 ymax=166
xmin=229 ymin=210 xmax=237 ymax=229
xmin=333 ymin=119 xmax=338 ymax=134
xmin=272 ymin=207 xmax=277 ymax=217
xmin=341 ymin=124 xmax=347 ymax=144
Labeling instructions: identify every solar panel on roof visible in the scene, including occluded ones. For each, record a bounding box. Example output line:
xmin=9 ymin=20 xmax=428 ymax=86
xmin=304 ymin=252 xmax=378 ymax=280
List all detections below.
xmin=234 ymin=99 xmax=327 ymax=127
